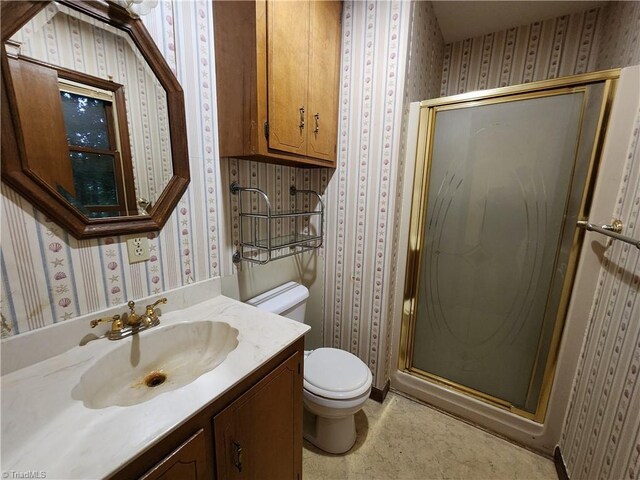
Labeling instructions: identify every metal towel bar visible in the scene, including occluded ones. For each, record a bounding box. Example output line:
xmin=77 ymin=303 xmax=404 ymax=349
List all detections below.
xmin=577 ymin=220 xmax=640 ymax=250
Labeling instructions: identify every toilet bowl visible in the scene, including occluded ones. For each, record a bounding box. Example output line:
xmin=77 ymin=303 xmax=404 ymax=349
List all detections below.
xmin=302 ymin=347 xmax=372 ymax=453
xmin=246 ymin=282 xmax=372 ymax=454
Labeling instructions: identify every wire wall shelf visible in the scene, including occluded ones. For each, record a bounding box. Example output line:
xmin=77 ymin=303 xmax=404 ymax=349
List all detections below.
xmin=230 ymin=182 xmax=324 ymax=264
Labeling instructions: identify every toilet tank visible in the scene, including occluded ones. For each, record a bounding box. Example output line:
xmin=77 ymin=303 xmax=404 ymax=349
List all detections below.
xmin=246 ymin=281 xmax=309 ymax=323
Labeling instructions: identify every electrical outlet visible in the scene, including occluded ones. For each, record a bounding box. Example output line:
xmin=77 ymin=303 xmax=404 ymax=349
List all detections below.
xmin=126 ymin=236 xmax=150 ymax=264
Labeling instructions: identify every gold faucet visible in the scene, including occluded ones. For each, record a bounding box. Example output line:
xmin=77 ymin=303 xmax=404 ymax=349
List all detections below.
xmin=89 ymin=298 xmax=167 ymax=340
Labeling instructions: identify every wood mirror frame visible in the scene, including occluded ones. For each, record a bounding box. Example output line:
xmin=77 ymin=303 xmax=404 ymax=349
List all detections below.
xmin=1 ymin=0 xmax=189 ymax=239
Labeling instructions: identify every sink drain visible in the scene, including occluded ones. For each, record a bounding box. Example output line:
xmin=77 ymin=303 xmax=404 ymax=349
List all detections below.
xmin=144 ymin=371 xmax=167 ymax=388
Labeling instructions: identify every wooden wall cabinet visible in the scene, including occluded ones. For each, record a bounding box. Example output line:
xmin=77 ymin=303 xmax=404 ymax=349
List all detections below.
xmin=213 ymin=0 xmax=342 ymax=168
xmin=110 ymin=339 xmax=304 ymax=480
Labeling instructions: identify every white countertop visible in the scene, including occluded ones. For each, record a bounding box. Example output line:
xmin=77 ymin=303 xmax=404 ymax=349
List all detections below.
xmin=1 ymin=293 xmax=309 ymax=479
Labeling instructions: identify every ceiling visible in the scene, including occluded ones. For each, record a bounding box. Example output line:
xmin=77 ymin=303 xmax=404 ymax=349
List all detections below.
xmin=432 ymin=1 xmax=608 ymax=44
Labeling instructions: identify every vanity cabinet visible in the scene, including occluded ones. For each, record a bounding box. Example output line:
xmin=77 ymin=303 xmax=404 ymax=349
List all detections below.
xmin=140 ymin=430 xmax=209 ymax=480
xmin=213 ymin=352 xmax=302 ymax=478
xmin=213 ymin=0 xmax=342 ymax=168
xmin=110 ymin=338 xmax=304 ymax=480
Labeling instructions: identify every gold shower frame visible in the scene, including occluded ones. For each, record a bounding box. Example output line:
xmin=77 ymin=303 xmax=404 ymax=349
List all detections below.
xmin=398 ymin=70 xmax=620 ymax=423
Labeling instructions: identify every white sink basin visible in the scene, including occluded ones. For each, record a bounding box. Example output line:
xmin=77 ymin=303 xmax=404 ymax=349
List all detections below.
xmin=73 ymin=321 xmax=239 ymax=409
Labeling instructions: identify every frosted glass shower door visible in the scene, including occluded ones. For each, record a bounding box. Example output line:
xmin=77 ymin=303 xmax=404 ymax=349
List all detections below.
xmin=411 ymin=91 xmax=588 ymax=413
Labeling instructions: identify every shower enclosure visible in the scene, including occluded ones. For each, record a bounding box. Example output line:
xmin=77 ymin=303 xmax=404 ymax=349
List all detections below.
xmin=398 ymin=71 xmax=618 ymax=422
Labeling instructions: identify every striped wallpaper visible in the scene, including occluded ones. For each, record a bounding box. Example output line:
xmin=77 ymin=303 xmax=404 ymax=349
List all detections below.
xmin=561 ymin=104 xmax=640 ymax=480
xmin=383 ymin=0 xmax=444 ymax=384
xmin=596 ymin=1 xmax=640 ymax=71
xmin=322 ymin=0 xmax=422 ymax=390
xmin=440 ymin=7 xmax=600 ymax=96
xmin=560 ymin=2 xmax=640 ymax=479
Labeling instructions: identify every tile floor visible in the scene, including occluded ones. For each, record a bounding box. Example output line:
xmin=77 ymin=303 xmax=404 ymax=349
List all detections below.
xmin=303 ymin=391 xmax=558 ymax=480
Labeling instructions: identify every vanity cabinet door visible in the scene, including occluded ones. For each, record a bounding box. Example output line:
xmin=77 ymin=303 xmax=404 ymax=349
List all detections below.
xmin=213 ymin=352 xmax=303 ymax=479
xmin=140 ymin=429 xmax=211 ymax=480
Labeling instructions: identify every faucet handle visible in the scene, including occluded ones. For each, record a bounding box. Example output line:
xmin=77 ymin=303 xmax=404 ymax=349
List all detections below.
xmin=143 ymin=298 xmax=167 ymax=327
xmin=145 ymin=297 xmax=167 ymax=315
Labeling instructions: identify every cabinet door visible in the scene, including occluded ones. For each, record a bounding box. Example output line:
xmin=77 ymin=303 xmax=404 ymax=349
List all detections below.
xmin=140 ymin=429 xmax=211 ymax=480
xmin=307 ymin=1 xmax=342 ymax=162
xmin=267 ymin=0 xmax=309 ymax=156
xmin=213 ymin=352 xmax=302 ymax=479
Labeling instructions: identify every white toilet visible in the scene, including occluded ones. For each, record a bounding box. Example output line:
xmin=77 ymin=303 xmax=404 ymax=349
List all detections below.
xmin=247 ymin=281 xmax=372 ymax=454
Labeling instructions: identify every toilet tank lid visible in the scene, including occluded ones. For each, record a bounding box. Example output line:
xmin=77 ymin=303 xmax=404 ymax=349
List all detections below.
xmin=246 ymin=281 xmax=309 ymax=314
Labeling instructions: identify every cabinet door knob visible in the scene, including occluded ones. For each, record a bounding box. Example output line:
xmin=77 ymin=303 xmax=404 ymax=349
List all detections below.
xmin=299 ymin=106 xmax=305 ymax=130
xmin=233 ymin=440 xmax=243 ymax=472
xmin=313 ymin=112 xmax=320 ymax=135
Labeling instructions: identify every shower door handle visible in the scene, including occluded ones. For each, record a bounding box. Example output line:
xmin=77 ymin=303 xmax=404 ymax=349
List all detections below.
xmin=577 ymin=219 xmax=640 ymax=250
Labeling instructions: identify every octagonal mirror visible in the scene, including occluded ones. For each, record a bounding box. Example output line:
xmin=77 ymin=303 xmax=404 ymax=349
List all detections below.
xmin=1 ymin=0 xmax=189 ymax=238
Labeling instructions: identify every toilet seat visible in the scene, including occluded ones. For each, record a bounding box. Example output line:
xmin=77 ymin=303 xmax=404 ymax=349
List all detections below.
xmin=304 ymin=348 xmax=372 ymax=400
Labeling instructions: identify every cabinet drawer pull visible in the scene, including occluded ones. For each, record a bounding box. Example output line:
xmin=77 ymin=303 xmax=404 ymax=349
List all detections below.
xmin=233 ymin=440 xmax=243 ymax=472
xmin=313 ymin=113 xmax=320 ymax=135
xmin=299 ymin=106 xmax=305 ymax=130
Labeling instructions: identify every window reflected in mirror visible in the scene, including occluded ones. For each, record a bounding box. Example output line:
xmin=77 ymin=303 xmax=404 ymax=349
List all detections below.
xmin=58 ymin=82 xmax=137 ymax=217
xmin=61 ymin=91 xmax=111 ymax=149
